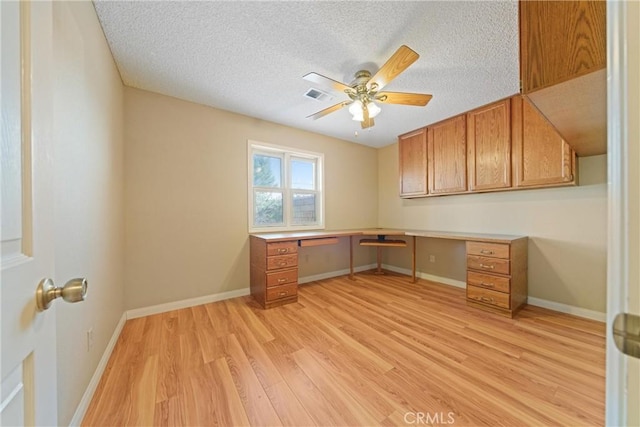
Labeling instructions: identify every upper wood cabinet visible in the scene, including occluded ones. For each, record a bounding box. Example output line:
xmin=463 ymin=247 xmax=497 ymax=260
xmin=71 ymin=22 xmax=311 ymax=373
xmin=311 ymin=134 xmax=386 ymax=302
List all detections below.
xmin=398 ymin=128 xmax=427 ymax=198
xmin=427 ymin=115 xmax=467 ymax=195
xmin=520 ymin=0 xmax=606 ymax=93
xmin=512 ymin=96 xmax=577 ymax=188
xmin=467 ymin=99 xmax=512 ymax=192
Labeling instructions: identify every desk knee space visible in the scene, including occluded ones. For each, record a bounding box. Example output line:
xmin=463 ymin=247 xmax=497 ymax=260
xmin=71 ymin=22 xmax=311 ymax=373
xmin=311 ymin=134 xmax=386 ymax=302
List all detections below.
xmin=359 ymin=238 xmax=408 ymax=276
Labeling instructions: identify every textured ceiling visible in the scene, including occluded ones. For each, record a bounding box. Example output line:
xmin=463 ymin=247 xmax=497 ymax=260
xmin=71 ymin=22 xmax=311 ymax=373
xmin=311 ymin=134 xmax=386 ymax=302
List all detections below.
xmin=94 ymin=1 xmax=520 ymax=148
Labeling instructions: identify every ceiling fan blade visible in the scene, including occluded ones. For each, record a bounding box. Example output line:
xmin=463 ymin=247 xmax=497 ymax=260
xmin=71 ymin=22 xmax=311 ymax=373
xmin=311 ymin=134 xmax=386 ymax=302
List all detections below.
xmin=361 ymin=106 xmax=375 ymax=129
xmin=361 ymin=117 xmax=375 ymax=129
xmin=367 ymin=45 xmax=419 ymax=92
xmin=377 ymin=92 xmax=433 ymax=106
xmin=306 ymin=101 xmax=351 ymax=120
xmin=303 ymin=72 xmax=352 ymax=94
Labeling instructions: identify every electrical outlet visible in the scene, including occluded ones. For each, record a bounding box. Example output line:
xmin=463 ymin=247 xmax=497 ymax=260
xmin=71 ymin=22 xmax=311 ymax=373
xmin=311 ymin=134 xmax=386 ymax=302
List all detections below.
xmin=87 ymin=328 xmax=94 ymax=352
xmin=429 ymin=255 xmax=436 ymax=263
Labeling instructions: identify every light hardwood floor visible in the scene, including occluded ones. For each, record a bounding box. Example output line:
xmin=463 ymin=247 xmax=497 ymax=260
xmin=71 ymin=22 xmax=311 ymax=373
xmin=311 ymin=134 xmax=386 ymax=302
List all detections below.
xmin=82 ymin=271 xmax=605 ymax=426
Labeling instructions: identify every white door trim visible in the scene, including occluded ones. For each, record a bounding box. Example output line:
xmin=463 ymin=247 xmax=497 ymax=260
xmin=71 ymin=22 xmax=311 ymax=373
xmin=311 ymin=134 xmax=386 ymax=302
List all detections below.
xmin=605 ymin=0 xmax=628 ymax=425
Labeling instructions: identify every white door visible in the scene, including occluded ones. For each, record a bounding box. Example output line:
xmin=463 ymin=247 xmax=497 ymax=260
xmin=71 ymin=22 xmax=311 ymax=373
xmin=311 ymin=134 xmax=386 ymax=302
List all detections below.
xmin=1 ymin=1 xmax=58 ymax=425
xmin=606 ymin=1 xmax=640 ymax=426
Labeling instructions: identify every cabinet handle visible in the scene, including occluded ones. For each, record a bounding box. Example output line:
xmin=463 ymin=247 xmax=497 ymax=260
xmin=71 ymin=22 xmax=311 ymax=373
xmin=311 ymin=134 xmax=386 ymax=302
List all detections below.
xmin=279 ymin=262 xmax=287 ymax=266
xmin=479 ymin=264 xmax=495 ymax=270
xmin=480 ymin=282 xmax=494 ymax=288
xmin=277 ymin=278 xmax=287 ymax=283
xmin=278 ymin=248 xmax=288 ymax=254
xmin=480 ymin=296 xmax=495 ymax=303
xmin=279 ymin=291 xmax=288 ymax=296
xmin=480 ymin=250 xmax=494 ymax=255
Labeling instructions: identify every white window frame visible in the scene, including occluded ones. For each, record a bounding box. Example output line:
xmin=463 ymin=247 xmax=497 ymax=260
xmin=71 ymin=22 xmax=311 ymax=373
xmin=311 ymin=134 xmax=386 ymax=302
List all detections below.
xmin=248 ymin=140 xmax=324 ymax=233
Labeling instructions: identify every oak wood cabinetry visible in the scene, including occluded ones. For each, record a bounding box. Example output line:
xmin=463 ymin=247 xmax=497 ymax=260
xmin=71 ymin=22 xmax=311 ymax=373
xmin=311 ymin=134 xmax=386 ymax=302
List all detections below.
xmin=466 ymin=99 xmax=512 ymax=191
xmin=512 ymin=96 xmax=577 ymax=188
xmin=399 ymin=95 xmax=576 ymax=198
xmin=250 ymin=236 xmax=298 ymax=309
xmin=427 ymin=114 xmax=467 ymax=195
xmin=520 ymin=0 xmax=606 ymax=93
xmin=466 ymin=239 xmax=528 ymax=317
xmin=520 ymin=0 xmax=606 ymax=157
xmin=398 ymin=128 xmax=428 ymax=197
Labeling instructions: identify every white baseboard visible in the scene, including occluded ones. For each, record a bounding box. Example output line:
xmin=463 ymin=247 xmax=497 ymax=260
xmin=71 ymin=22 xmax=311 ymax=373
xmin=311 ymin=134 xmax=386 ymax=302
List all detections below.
xmin=126 ymin=288 xmax=251 ymax=319
xmin=69 ymin=312 xmax=127 ymax=426
xmin=526 ymin=297 xmax=606 ymax=322
xmin=383 ymin=264 xmax=605 ymax=322
xmin=299 ymin=263 xmax=377 ymax=284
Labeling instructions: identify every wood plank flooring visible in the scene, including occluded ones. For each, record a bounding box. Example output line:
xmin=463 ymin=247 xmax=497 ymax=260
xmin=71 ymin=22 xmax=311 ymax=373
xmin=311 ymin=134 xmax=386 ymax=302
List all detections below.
xmin=82 ymin=271 xmax=605 ymax=426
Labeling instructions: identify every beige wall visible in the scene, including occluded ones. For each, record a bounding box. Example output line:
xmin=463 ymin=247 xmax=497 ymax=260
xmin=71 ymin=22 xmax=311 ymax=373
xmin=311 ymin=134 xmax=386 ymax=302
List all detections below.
xmin=124 ymin=88 xmax=378 ymax=310
xmin=124 ymin=86 xmax=608 ymax=313
xmin=378 ymin=144 xmax=607 ymax=312
xmin=53 ymin=2 xmax=125 ymax=425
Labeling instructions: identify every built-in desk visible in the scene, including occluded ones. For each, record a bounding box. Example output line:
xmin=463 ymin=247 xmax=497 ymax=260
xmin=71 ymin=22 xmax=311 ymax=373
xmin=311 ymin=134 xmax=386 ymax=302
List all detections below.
xmin=250 ymin=229 xmax=528 ymax=317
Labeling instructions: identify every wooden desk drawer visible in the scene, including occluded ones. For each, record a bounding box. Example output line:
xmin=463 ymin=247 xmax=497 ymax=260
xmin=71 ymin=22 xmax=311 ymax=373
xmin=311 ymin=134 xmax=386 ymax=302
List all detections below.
xmin=467 ymin=271 xmax=510 ymax=293
xmin=266 ymin=269 xmax=298 ymax=287
xmin=266 ymin=283 xmax=297 ymax=301
xmin=267 ymin=254 xmax=298 ymax=270
xmin=466 ymin=241 xmax=510 ymax=259
xmin=467 ymin=285 xmax=510 ymax=309
xmin=267 ymin=241 xmax=298 ymax=256
xmin=467 ymin=255 xmax=510 ymax=275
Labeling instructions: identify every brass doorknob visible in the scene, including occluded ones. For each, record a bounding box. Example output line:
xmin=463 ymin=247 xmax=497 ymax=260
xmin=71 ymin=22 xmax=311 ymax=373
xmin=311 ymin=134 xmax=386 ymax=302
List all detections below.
xmin=35 ymin=278 xmax=88 ymax=312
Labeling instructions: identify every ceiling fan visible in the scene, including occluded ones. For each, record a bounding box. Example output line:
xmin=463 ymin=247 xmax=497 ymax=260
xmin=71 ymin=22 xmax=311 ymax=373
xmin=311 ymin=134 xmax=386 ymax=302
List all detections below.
xmin=303 ymin=45 xmax=432 ymax=129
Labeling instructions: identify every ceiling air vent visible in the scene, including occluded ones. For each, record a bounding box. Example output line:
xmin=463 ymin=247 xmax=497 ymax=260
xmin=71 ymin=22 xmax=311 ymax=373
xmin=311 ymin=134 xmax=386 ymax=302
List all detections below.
xmin=304 ymin=88 xmax=332 ymax=102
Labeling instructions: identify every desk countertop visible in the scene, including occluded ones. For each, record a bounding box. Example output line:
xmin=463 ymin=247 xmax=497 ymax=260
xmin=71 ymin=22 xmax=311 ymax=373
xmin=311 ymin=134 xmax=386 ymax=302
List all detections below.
xmin=250 ymin=228 xmax=527 ymax=244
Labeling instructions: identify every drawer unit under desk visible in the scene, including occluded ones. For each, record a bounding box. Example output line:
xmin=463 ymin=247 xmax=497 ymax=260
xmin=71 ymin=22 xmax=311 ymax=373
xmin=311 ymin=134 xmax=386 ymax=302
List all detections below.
xmin=467 ymin=285 xmax=510 ymax=309
xmin=267 ymin=254 xmax=298 ymax=270
xmin=466 ymin=255 xmax=510 ymax=275
xmin=250 ymin=236 xmax=299 ymax=309
xmin=465 ymin=238 xmax=528 ymax=318
xmin=266 ymin=241 xmax=298 ymax=256
xmin=467 ymin=271 xmax=510 ymax=293
xmin=266 ymin=283 xmax=297 ymax=302
xmin=266 ymin=268 xmax=298 ymax=287
xmin=466 ymin=241 xmax=509 ymax=259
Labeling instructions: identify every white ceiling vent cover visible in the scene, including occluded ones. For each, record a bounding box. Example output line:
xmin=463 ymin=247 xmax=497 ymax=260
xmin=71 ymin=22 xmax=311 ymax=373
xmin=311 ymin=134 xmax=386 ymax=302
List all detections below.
xmin=304 ymin=88 xmax=332 ymax=102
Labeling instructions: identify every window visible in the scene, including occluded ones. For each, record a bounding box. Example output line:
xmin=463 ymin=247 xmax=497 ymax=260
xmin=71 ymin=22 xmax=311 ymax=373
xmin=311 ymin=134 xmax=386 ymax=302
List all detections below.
xmin=248 ymin=141 xmax=324 ymax=232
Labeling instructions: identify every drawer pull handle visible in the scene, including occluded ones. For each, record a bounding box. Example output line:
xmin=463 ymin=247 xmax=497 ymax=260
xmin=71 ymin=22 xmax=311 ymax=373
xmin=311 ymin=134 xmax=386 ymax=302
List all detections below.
xmin=279 ymin=291 xmax=288 ymax=296
xmin=480 ymin=282 xmax=494 ymax=288
xmin=480 ymin=250 xmax=494 ymax=255
xmin=480 ymin=296 xmax=495 ymax=303
xmin=278 ymin=248 xmax=288 ymax=254
xmin=279 ymin=262 xmax=287 ymax=266
xmin=479 ymin=264 xmax=495 ymax=270
xmin=277 ymin=278 xmax=287 ymax=283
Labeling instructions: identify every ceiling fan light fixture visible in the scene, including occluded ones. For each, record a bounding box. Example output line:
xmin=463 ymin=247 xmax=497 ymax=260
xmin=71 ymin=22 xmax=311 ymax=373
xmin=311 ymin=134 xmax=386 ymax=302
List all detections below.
xmin=349 ymin=100 xmax=364 ymax=121
xmin=368 ymin=101 xmax=381 ymax=118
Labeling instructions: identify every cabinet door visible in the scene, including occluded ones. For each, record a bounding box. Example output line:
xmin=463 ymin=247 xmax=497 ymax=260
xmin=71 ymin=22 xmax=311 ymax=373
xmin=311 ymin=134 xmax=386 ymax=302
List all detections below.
xmin=520 ymin=0 xmax=606 ymax=93
xmin=467 ymin=99 xmax=512 ymax=191
xmin=398 ymin=128 xmax=427 ymax=197
xmin=512 ymin=96 xmax=576 ymax=188
xmin=427 ymin=115 xmax=467 ymax=195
